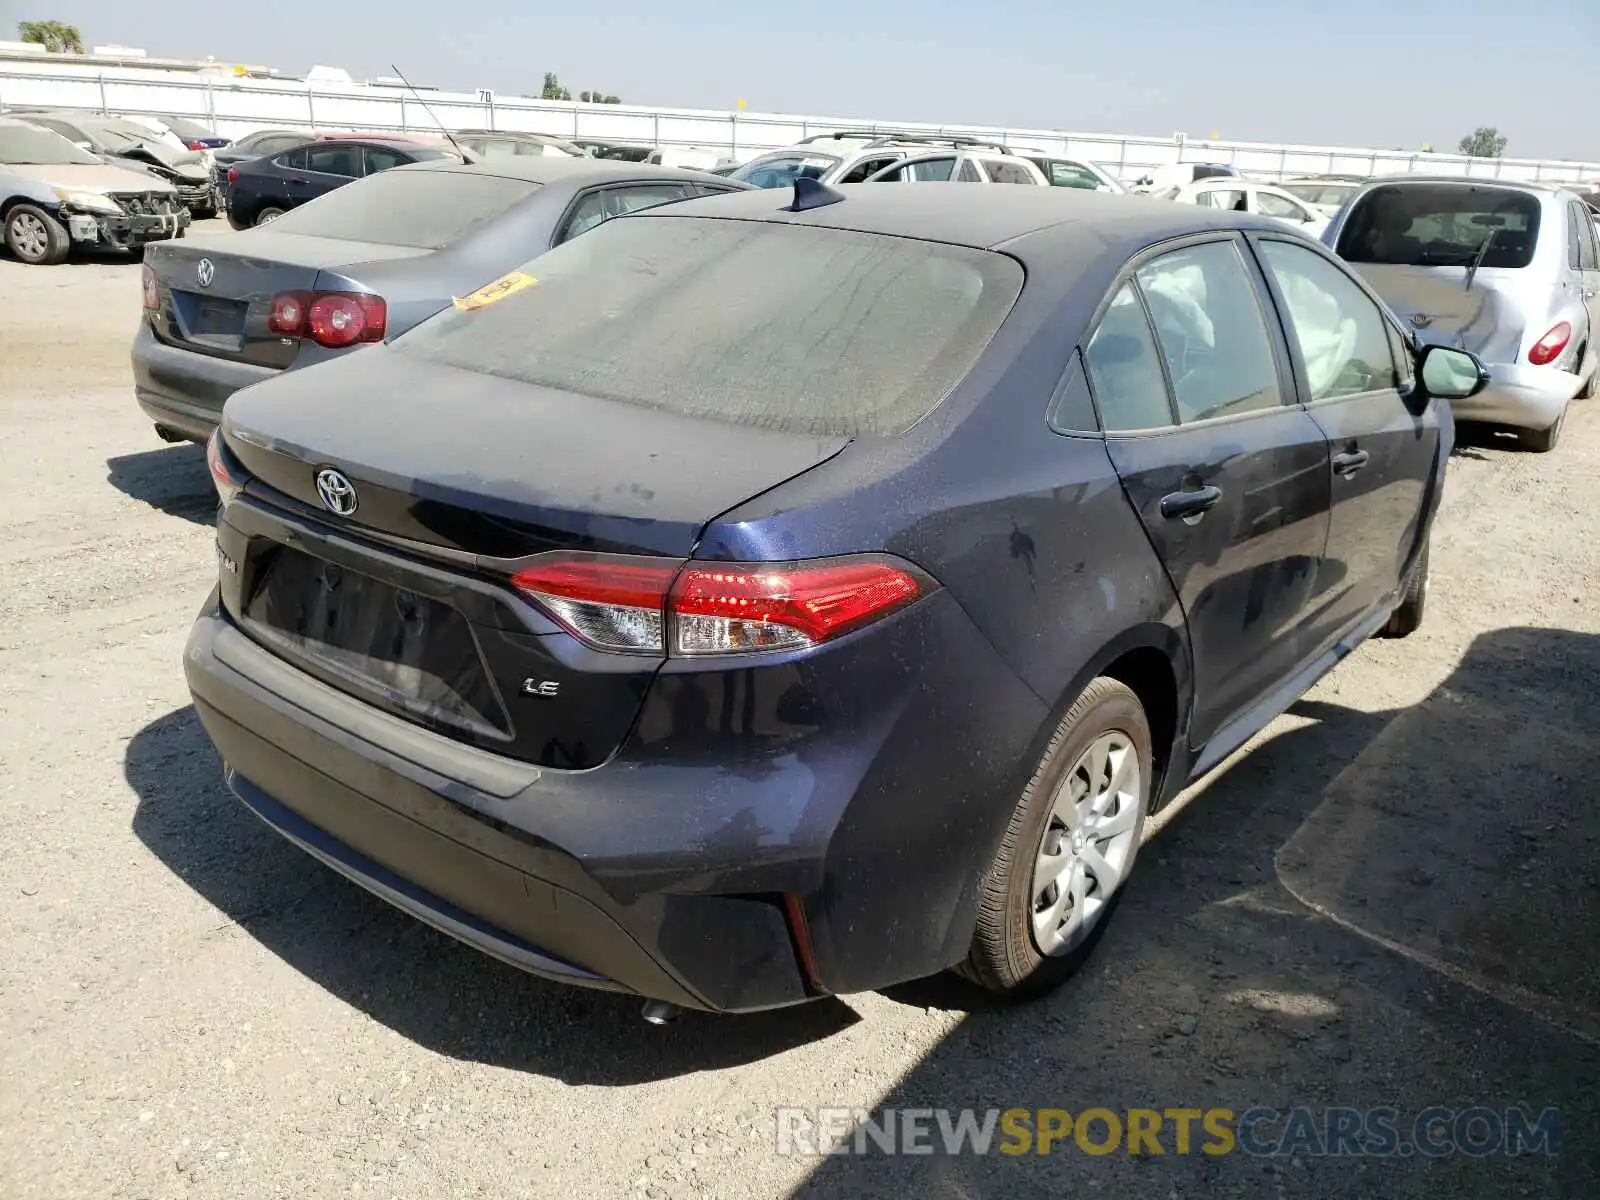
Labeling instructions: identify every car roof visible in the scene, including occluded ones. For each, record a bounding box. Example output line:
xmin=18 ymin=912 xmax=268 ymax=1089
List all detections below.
xmin=398 ymin=156 xmax=743 ymax=186
xmin=647 ymin=185 xmax=1284 ymax=253
xmin=1357 ymin=174 xmax=1570 ymax=194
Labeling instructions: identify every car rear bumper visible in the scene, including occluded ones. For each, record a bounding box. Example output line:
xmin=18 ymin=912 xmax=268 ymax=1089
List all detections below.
xmin=132 ymin=321 xmax=278 ymax=443
xmin=1449 ymin=362 xmax=1581 ymax=430
xmin=183 ymin=564 xmax=1047 ymax=1011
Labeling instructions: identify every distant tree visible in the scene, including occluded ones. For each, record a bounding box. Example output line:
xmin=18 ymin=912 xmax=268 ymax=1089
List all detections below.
xmin=579 ymin=90 xmax=621 ymax=104
xmin=17 ymin=19 xmax=84 ymax=53
xmin=1457 ymin=127 xmax=1508 ymax=158
xmin=541 ymin=72 xmax=572 ymax=101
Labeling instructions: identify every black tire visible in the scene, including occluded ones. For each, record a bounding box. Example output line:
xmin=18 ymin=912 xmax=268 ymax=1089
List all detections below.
xmin=191 ymin=205 xmax=217 ymax=221
xmin=4 ymin=203 xmax=70 ymax=265
xmin=959 ymin=677 xmax=1152 ymax=998
xmin=1520 ymin=406 xmax=1564 ymax=452
xmin=253 ymin=206 xmax=285 ymax=227
xmin=1381 ymin=540 xmax=1428 ymax=638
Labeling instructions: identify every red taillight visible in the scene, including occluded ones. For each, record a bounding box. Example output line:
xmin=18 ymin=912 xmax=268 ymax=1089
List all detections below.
xmin=509 ymin=553 xmax=930 ymax=656
xmin=141 ymin=262 xmax=158 ymax=310
xmin=266 ymin=291 xmax=386 ymax=348
xmin=187 ymin=139 xmax=206 ymax=151
xmin=1527 ymin=321 xmax=1572 ymax=366
xmin=227 ymin=166 xmax=238 ymax=184
xmin=671 ymin=559 xmax=924 ymax=653
xmin=205 ymin=429 xmax=245 ymax=505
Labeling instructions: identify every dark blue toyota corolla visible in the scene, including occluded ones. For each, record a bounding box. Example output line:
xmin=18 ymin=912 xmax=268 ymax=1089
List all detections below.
xmin=186 ymin=183 xmax=1487 ymax=1018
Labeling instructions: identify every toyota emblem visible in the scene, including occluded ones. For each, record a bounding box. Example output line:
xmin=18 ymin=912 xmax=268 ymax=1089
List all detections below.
xmin=315 ymin=468 xmax=358 ymax=516
xmin=196 ymin=258 xmax=214 ymax=288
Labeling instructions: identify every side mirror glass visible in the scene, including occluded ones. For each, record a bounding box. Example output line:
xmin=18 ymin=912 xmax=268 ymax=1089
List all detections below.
xmin=1418 ymin=344 xmax=1489 ymax=400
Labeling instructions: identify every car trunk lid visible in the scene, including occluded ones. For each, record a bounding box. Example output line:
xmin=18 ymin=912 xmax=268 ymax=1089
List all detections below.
xmin=216 ymin=349 xmax=848 ymax=767
xmin=144 ymin=231 xmax=429 ymax=369
xmin=1347 ymin=263 xmax=1532 ymax=362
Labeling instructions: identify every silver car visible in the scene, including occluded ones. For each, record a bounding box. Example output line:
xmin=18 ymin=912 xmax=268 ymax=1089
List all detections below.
xmin=1323 ymin=176 xmax=1598 ymax=451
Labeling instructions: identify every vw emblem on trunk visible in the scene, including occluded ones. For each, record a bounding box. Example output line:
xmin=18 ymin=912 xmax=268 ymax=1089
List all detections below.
xmin=315 ymin=468 xmax=358 ymax=516
xmin=196 ymin=258 xmax=214 ymax=288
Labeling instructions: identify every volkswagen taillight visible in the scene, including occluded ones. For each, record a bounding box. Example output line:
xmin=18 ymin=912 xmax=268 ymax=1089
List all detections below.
xmin=141 ymin=262 xmax=158 ymax=310
xmin=1527 ymin=321 xmax=1572 ymax=366
xmin=510 ymin=553 xmax=932 ymax=657
xmin=267 ymin=291 xmax=387 ymax=348
xmin=205 ymin=429 xmax=246 ymax=506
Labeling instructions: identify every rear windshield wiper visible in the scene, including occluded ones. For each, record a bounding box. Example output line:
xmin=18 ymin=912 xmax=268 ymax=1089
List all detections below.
xmin=1465 ymin=228 xmax=1497 ymax=291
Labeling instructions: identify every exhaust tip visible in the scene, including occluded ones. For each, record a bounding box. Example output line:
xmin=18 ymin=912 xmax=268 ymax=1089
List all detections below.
xmin=153 ymin=423 xmax=183 ymax=443
xmin=641 ymin=1000 xmax=681 ymax=1026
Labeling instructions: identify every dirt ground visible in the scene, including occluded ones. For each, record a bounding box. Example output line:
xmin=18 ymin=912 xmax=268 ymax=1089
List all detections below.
xmin=1 ymin=226 xmax=1597 ymax=1200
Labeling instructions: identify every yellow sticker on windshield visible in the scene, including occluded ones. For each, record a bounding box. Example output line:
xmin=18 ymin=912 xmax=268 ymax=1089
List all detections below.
xmin=452 ymin=271 xmax=536 ymax=312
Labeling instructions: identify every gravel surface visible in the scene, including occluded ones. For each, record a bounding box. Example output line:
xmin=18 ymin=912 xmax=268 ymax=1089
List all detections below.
xmin=2 ymin=226 xmax=1597 ymax=1199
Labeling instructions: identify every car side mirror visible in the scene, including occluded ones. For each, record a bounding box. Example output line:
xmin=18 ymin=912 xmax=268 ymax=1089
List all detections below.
xmin=1417 ymin=344 xmax=1489 ymax=401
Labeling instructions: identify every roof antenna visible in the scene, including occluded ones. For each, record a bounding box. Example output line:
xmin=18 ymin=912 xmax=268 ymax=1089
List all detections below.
xmin=785 ymin=176 xmax=847 ymax=212
xmin=388 ymin=63 xmax=469 ymax=160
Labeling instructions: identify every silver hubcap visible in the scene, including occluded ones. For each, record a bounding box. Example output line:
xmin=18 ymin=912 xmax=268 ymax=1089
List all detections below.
xmin=10 ymin=213 xmax=47 ymax=259
xmin=1031 ymin=732 xmax=1142 ymax=956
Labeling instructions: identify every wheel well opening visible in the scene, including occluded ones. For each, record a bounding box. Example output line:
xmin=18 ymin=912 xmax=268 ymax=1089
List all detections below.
xmin=1102 ymin=647 xmax=1179 ymax=795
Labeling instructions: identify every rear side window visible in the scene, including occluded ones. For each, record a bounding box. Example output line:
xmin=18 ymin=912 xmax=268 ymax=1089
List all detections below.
xmin=982 ymin=160 xmax=1037 ymax=185
xmin=1083 ymin=284 xmax=1174 ymax=431
xmin=732 ymin=154 xmax=839 ymax=189
xmin=1336 ymin=184 xmax=1541 ymax=268
xmin=263 ymin=170 xmax=542 ymax=249
xmin=1569 ymin=201 xmax=1598 ymax=270
xmin=394 ymin=217 xmax=1024 ymax=437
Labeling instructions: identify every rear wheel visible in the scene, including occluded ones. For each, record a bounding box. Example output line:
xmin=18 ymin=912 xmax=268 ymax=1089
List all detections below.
xmin=254 ymin=206 xmax=285 ymax=227
xmin=1381 ymin=539 xmax=1428 ymax=638
xmin=5 ymin=204 xmax=70 ymax=265
xmin=1576 ymin=347 xmax=1596 ymax=400
xmin=959 ymin=677 xmax=1151 ymax=998
xmin=1520 ymin=405 xmax=1565 ymax=452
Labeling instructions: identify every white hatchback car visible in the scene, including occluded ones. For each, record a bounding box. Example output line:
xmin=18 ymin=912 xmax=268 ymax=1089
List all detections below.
xmin=1165 ymin=179 xmax=1330 ymax=238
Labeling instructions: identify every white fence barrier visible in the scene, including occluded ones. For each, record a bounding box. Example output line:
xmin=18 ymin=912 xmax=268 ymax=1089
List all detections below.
xmin=3 ymin=62 xmax=1598 ymax=185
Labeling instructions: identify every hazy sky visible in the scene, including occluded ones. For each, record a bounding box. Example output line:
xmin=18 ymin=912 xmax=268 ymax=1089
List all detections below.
xmin=16 ymin=0 xmax=1600 ymax=161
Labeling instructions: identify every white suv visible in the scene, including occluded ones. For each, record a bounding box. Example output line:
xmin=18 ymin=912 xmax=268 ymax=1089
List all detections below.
xmin=860 ymin=148 xmax=1049 ymax=185
xmin=728 ymin=133 xmax=1018 ymax=190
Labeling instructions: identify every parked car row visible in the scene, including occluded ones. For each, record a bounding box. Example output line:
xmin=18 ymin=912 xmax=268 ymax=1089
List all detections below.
xmin=178 ymin=179 xmax=1498 ymax=1022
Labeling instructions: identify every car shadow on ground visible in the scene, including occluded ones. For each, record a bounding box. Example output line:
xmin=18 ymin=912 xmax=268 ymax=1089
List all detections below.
xmin=794 ymin=626 xmax=1600 ymax=1198
xmin=123 ymin=627 xmax=1600 ymax=1183
xmin=124 ymin=705 xmax=858 ymax=1085
xmin=105 ymin=443 xmax=218 ymax=524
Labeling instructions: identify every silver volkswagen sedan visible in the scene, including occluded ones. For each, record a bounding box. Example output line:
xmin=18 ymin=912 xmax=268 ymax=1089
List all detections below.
xmin=1323 ymin=176 xmax=1597 ymax=451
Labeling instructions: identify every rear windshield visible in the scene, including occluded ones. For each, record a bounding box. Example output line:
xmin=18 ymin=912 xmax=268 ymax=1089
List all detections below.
xmin=263 ymin=169 xmax=541 ymax=249
xmin=1336 ymin=183 xmax=1542 ymax=269
xmin=1283 ymin=181 xmax=1356 ymax=208
xmin=393 ymin=215 xmax=1024 ymax=437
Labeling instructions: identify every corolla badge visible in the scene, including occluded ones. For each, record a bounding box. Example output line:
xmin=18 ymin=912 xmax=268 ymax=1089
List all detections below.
xmin=315 ymin=468 xmax=358 ymax=516
xmin=196 ymin=258 xmax=214 ymax=287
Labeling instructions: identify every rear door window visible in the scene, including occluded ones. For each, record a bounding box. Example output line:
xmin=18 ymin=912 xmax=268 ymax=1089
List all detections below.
xmin=1568 ymin=201 xmax=1598 ymax=269
xmin=1257 ymin=190 xmax=1314 ymax=222
xmin=982 ymin=160 xmax=1037 ymax=185
xmin=274 ymin=147 xmax=308 ymax=171
xmin=304 ymin=145 xmax=360 ymax=177
xmin=1336 ymin=184 xmax=1541 ymax=268
xmin=1198 ymin=188 xmax=1247 ymax=212
xmin=1134 ymin=239 xmax=1284 ymax=423
xmin=262 ymin=169 xmax=542 ymax=248
xmin=394 ymin=216 xmax=1024 ymax=437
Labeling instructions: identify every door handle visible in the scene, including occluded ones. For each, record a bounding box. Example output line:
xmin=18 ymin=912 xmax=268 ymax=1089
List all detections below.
xmin=1332 ymin=449 xmax=1371 ymax=477
xmin=1159 ymin=485 xmax=1223 ymax=521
